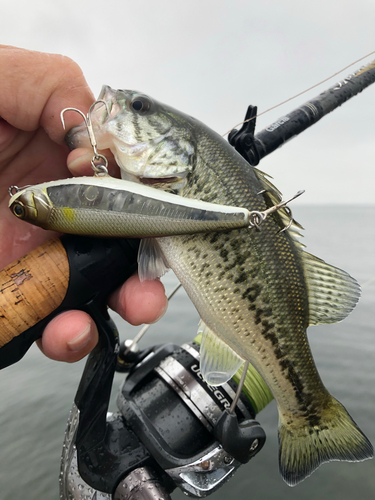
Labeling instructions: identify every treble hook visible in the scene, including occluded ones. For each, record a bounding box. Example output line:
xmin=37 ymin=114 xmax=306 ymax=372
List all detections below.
xmin=249 ymin=190 xmax=305 ymax=231
xmin=60 ymin=100 xmax=110 ymax=175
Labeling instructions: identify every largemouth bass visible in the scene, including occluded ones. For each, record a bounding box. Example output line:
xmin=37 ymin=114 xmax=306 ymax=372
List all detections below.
xmin=66 ymin=86 xmax=373 ymax=485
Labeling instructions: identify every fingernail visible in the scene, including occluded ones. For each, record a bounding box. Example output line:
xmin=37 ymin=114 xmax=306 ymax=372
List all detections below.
xmin=68 ymin=150 xmax=92 ymax=173
xmin=67 ymin=323 xmax=92 ymax=352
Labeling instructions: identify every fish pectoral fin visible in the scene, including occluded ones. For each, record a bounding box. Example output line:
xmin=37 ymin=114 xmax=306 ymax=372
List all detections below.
xmin=137 ymin=238 xmax=170 ymax=281
xmin=198 ymin=320 xmax=244 ymax=386
xmin=302 ymin=252 xmax=361 ymax=325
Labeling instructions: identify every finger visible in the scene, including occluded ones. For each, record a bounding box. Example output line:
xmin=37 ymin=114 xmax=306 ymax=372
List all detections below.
xmin=108 ymin=274 xmax=168 ymax=326
xmin=0 ymin=118 xmax=18 ymax=152
xmin=0 ymin=45 xmax=94 ymax=142
xmin=37 ymin=310 xmax=99 ymax=363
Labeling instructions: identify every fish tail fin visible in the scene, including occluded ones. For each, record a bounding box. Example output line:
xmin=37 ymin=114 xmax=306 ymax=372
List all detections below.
xmin=278 ymin=397 xmax=373 ymax=486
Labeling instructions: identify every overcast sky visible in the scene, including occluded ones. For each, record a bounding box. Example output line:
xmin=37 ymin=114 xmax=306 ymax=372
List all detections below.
xmin=1 ymin=0 xmax=374 ymax=204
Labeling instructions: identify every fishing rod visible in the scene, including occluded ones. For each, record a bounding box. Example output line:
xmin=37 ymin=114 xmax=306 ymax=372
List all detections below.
xmin=0 ymin=57 xmax=374 ymax=499
xmin=228 ymin=58 xmax=375 ymax=165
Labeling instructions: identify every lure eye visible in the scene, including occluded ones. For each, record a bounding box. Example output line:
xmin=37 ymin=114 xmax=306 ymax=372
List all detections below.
xmin=131 ymin=96 xmax=151 ymax=113
xmin=12 ymin=202 xmax=25 ymax=219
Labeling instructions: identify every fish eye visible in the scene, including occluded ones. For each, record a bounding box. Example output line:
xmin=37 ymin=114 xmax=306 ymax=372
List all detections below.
xmin=131 ymin=96 xmax=151 ymax=113
xmin=12 ymin=202 xmax=25 ymax=218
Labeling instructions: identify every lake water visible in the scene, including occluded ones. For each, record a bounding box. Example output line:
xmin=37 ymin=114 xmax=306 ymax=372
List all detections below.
xmin=0 ymin=206 xmax=374 ymax=500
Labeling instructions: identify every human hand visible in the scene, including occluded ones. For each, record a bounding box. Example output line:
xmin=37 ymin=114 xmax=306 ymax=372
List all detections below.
xmin=0 ymin=45 xmax=168 ymax=363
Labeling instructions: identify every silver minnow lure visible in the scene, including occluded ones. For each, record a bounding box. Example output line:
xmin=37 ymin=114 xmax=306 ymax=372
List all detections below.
xmin=9 ymin=175 xmax=253 ymax=238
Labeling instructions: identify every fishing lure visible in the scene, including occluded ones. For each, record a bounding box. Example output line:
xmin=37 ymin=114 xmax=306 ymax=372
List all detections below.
xmin=8 ymin=176 xmax=303 ymax=237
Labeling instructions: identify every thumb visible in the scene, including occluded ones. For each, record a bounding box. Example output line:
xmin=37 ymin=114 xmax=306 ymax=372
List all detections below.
xmin=37 ymin=310 xmax=99 ymax=363
xmin=0 ymin=45 xmax=94 ymax=143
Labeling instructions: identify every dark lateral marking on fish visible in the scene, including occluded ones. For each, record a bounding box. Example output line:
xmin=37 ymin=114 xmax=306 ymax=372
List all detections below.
xmin=262 ymin=321 xmax=277 ymax=342
xmin=193 ymin=180 xmax=204 ymax=194
xmin=242 ymin=283 xmax=261 ymax=301
xmin=234 ymin=254 xmax=247 ymax=267
xmin=263 ymin=307 xmax=273 ymax=317
xmin=306 ymin=412 xmax=324 ymax=428
xmin=229 ymin=238 xmax=244 ymax=252
xmin=149 ymin=114 xmax=169 ymax=135
xmin=255 ymin=308 xmax=263 ymax=325
xmin=132 ymin=113 xmax=143 ymax=143
xmin=234 ymin=272 xmax=248 ymax=284
xmin=262 ymin=326 xmax=319 ymax=418
xmin=224 ymin=261 xmax=237 ymax=272
xmin=209 ymin=233 xmax=220 ymax=244
xmin=220 ymin=248 xmax=229 ymax=261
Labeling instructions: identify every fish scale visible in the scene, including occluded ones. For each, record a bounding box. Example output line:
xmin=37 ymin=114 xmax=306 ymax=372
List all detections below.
xmin=65 ymin=86 xmax=372 ymax=485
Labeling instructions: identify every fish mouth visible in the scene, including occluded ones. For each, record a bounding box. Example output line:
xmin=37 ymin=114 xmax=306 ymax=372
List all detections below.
xmin=138 ymin=176 xmax=184 ymax=186
xmin=64 ymin=85 xmax=117 ymax=150
xmin=65 ymin=122 xmax=88 ymax=150
xmin=98 ymin=84 xmax=117 ymax=103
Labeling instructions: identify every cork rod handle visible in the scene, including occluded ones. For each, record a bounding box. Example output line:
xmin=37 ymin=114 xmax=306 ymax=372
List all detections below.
xmin=0 ymin=238 xmax=70 ymax=349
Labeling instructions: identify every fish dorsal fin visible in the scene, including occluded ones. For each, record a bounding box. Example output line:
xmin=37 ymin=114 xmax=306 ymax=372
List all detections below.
xmin=199 ymin=320 xmax=244 ymax=386
xmin=302 ymin=251 xmax=361 ymax=325
xmin=254 ymin=167 xmax=304 ymax=234
xmin=138 ymin=238 xmax=170 ymax=282
xmin=254 ymin=167 xmax=360 ymax=324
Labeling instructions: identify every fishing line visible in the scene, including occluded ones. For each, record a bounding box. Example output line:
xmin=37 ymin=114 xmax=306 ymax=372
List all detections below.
xmin=232 ymin=361 xmax=274 ymax=414
xmin=122 ymin=282 xmax=182 ymax=355
xmin=222 ymin=50 xmax=375 ymax=137
xmin=361 ymin=276 xmax=375 ymax=288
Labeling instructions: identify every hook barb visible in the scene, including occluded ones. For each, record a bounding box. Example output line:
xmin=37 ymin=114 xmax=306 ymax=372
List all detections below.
xmin=60 ymin=107 xmax=87 ymax=131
